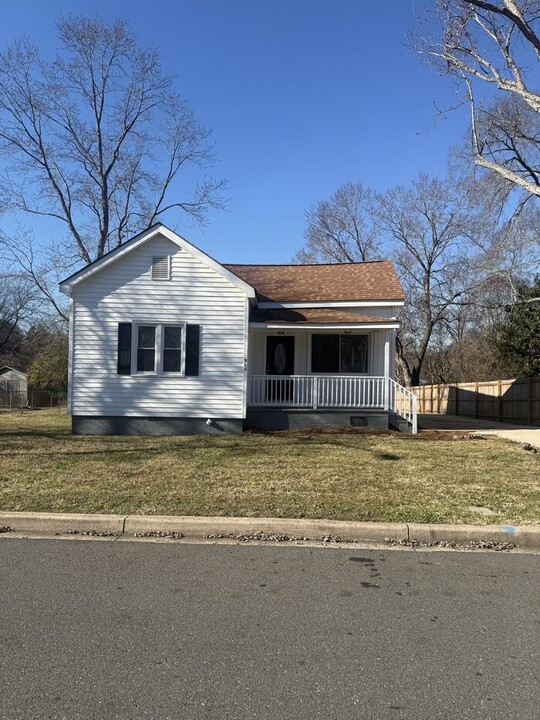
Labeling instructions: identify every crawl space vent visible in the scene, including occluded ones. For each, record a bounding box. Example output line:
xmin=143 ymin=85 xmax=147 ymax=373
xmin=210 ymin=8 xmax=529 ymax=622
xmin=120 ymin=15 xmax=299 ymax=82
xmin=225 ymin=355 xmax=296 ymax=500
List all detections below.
xmin=350 ymin=416 xmax=367 ymax=427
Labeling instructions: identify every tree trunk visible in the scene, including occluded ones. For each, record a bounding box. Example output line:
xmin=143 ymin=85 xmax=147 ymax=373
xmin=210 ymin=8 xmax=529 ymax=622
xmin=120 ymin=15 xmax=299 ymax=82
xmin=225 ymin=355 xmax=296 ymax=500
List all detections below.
xmin=410 ymin=366 xmax=421 ymax=387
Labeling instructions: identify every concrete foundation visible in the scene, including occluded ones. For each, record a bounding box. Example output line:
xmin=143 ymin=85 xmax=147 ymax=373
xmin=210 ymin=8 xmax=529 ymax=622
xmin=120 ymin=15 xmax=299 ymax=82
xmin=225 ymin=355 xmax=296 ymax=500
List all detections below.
xmin=244 ymin=409 xmax=390 ymax=432
xmin=72 ymin=416 xmax=243 ymax=436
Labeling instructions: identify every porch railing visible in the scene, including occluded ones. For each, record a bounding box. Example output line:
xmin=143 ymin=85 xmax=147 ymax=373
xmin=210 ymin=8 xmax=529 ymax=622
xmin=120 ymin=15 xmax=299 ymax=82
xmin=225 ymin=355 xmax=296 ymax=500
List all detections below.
xmin=388 ymin=378 xmax=418 ymax=434
xmin=247 ymin=375 xmax=417 ymax=433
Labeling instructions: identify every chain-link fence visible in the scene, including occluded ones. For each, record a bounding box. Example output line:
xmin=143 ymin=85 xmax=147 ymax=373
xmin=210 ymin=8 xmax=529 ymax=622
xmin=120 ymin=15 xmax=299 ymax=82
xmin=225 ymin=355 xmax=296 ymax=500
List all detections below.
xmin=27 ymin=390 xmax=67 ymax=408
xmin=0 ymin=380 xmax=66 ymax=409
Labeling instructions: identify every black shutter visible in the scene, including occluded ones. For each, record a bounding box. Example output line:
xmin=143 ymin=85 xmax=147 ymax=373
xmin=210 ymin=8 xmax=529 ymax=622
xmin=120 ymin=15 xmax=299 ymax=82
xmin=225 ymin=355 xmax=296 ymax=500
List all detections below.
xmin=117 ymin=323 xmax=132 ymax=375
xmin=185 ymin=324 xmax=200 ymax=376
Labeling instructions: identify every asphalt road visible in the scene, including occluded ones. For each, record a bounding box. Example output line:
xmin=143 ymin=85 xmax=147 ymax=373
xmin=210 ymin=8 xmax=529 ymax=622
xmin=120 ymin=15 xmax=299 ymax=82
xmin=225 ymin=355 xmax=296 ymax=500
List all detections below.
xmin=0 ymin=539 xmax=538 ymax=720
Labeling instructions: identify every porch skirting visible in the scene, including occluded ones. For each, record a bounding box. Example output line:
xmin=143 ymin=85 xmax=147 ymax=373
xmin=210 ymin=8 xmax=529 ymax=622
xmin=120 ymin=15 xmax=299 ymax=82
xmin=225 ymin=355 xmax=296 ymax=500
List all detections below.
xmin=244 ymin=408 xmax=390 ymax=432
xmin=72 ymin=416 xmax=244 ymax=436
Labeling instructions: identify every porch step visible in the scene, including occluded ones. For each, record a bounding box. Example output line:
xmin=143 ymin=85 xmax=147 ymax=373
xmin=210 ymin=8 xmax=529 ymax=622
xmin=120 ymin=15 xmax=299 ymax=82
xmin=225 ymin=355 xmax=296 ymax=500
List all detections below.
xmin=388 ymin=412 xmax=413 ymax=434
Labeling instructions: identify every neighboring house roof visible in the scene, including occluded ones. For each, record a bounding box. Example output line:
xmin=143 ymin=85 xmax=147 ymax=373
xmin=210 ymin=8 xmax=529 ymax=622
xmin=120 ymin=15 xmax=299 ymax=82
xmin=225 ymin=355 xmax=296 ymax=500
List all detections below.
xmin=0 ymin=366 xmax=26 ymax=377
xmin=250 ymin=308 xmax=397 ymax=325
xmin=225 ymin=261 xmax=404 ymax=303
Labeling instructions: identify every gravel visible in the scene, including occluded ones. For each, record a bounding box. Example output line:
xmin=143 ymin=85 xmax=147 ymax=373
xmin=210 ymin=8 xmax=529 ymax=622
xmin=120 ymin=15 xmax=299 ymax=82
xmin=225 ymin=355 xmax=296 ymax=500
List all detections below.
xmin=133 ymin=531 xmax=184 ymax=539
xmin=65 ymin=529 xmax=118 ymax=537
xmin=386 ymin=537 xmax=515 ymax=551
xmin=204 ymin=531 xmax=359 ymax=543
xmin=204 ymin=531 xmax=307 ymax=542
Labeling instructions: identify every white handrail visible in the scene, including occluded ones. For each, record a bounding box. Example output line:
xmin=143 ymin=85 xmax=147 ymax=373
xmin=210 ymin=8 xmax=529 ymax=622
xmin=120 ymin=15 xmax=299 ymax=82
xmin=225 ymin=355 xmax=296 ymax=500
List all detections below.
xmin=387 ymin=378 xmax=418 ymax=434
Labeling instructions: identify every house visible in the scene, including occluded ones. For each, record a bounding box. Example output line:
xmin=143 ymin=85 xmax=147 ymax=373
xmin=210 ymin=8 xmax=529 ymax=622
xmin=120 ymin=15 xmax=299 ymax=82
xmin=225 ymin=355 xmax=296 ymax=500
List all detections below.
xmin=59 ymin=224 xmax=417 ymax=435
xmin=0 ymin=366 xmax=28 ymax=407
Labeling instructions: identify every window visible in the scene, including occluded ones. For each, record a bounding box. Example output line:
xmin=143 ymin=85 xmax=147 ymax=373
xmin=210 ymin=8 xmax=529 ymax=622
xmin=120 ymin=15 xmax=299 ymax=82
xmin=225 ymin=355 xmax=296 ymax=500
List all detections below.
xmin=117 ymin=323 xmax=200 ymax=376
xmin=340 ymin=335 xmax=368 ymax=373
xmin=151 ymin=256 xmax=170 ymax=280
xmin=136 ymin=323 xmax=184 ymax=374
xmin=311 ymin=334 xmax=339 ymax=373
xmin=137 ymin=326 xmax=156 ymax=372
xmin=311 ymin=334 xmax=368 ymax=374
xmin=163 ymin=325 xmax=182 ymax=372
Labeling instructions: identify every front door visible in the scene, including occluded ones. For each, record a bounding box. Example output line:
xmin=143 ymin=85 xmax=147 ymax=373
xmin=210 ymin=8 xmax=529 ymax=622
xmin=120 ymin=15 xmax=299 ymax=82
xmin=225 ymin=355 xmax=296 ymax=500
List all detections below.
xmin=265 ymin=336 xmax=295 ymax=402
xmin=266 ymin=336 xmax=295 ymax=375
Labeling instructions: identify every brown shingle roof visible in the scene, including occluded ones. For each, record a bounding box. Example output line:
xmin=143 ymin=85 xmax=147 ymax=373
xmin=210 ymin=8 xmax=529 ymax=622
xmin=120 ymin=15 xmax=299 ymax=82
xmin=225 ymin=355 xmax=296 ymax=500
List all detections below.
xmin=250 ymin=308 xmax=396 ymax=325
xmin=224 ymin=261 xmax=404 ymax=303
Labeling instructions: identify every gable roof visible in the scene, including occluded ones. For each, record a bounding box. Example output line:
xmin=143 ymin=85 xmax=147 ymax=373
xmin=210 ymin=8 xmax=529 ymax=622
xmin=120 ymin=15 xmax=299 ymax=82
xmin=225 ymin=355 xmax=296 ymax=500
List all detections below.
xmin=224 ymin=261 xmax=404 ymax=303
xmin=0 ymin=366 xmax=26 ymax=377
xmin=58 ymin=224 xmax=256 ymax=298
xmin=58 ymin=224 xmax=404 ymax=306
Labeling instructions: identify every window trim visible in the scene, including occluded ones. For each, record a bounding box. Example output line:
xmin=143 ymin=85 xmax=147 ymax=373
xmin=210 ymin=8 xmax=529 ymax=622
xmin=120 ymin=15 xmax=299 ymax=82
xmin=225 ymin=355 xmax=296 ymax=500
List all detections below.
xmin=132 ymin=321 xmax=187 ymax=376
xmin=309 ymin=332 xmax=370 ymax=375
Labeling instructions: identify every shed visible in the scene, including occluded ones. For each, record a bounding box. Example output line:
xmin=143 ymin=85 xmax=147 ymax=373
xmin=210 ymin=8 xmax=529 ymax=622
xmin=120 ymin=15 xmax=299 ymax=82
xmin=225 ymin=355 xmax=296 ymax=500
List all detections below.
xmin=0 ymin=366 xmax=28 ymax=407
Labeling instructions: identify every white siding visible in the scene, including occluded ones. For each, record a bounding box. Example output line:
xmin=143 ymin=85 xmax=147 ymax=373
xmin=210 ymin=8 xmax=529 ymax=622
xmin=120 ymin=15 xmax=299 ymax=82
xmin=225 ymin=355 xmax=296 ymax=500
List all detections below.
xmin=71 ymin=235 xmax=248 ymax=418
xmin=369 ymin=331 xmax=385 ymax=376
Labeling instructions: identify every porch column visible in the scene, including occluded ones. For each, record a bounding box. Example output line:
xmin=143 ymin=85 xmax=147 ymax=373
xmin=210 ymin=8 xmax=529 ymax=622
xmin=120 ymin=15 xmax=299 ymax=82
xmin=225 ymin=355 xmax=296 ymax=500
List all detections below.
xmin=383 ymin=331 xmax=391 ymax=410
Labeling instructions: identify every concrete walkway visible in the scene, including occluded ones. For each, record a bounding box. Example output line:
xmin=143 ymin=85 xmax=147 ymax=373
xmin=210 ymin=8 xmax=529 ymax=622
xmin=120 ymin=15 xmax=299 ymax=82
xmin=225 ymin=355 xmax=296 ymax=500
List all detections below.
xmin=418 ymin=413 xmax=540 ymax=449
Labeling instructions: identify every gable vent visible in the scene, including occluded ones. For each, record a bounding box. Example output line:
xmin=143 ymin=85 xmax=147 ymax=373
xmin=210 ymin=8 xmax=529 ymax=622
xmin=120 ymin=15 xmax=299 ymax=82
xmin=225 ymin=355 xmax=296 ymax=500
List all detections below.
xmin=152 ymin=256 xmax=170 ymax=280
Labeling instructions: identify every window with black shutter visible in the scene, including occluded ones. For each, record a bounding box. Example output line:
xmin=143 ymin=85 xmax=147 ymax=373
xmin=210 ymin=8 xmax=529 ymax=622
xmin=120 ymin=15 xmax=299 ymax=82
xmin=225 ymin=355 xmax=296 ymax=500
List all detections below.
xmin=118 ymin=322 xmax=199 ymax=376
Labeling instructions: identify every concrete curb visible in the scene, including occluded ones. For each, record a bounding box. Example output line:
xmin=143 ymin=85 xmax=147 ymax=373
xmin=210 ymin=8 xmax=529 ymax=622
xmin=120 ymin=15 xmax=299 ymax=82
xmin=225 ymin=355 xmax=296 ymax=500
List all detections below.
xmin=123 ymin=515 xmax=407 ymax=543
xmin=1 ymin=511 xmax=540 ymax=548
xmin=406 ymin=522 xmax=537 ymax=547
xmin=0 ymin=512 xmax=125 ymax=535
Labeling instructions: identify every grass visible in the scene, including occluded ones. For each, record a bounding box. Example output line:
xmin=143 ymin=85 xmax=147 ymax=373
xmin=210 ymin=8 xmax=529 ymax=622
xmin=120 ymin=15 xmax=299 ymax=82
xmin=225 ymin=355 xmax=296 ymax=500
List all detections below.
xmin=0 ymin=409 xmax=539 ymax=525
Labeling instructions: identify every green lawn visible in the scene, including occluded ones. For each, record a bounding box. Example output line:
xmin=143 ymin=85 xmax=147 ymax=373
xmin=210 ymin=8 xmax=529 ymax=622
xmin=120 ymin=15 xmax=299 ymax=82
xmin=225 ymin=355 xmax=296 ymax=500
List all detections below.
xmin=1 ymin=409 xmax=539 ymax=525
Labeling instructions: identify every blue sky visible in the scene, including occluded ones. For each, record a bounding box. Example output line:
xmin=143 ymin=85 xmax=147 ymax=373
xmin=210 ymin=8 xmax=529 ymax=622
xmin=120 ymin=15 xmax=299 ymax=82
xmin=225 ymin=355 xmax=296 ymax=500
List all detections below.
xmin=1 ymin=0 xmax=469 ymax=264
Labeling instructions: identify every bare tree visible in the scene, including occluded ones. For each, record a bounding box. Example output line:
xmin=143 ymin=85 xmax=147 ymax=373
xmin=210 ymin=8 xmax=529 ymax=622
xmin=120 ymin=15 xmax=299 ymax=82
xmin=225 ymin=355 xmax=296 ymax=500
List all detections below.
xmin=294 ymin=182 xmax=380 ymax=263
xmin=415 ymin=1 xmax=540 ymax=200
xmin=374 ymin=175 xmax=478 ymax=386
xmin=421 ymin=290 xmax=510 ymax=383
xmin=296 ymin=175 xmax=487 ymax=386
xmin=0 ymin=229 xmax=69 ymax=321
xmin=0 ymin=273 xmax=39 ymax=358
xmin=0 ymin=15 xmax=225 ymax=266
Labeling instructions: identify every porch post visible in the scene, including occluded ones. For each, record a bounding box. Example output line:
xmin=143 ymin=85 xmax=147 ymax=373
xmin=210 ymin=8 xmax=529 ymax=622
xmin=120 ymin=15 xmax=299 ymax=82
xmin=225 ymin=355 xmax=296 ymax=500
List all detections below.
xmin=312 ymin=376 xmax=318 ymax=410
xmin=383 ymin=331 xmax=390 ymax=411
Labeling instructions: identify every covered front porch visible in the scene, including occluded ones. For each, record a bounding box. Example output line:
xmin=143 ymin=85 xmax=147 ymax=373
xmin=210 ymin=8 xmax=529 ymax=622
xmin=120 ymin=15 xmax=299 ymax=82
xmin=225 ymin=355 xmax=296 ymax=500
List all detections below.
xmin=245 ymin=326 xmax=417 ymax=433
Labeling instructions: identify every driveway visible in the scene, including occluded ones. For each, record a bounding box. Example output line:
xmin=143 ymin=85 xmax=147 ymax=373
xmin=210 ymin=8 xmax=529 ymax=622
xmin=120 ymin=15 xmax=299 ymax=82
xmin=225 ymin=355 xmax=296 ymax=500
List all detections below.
xmin=418 ymin=413 xmax=540 ymax=449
